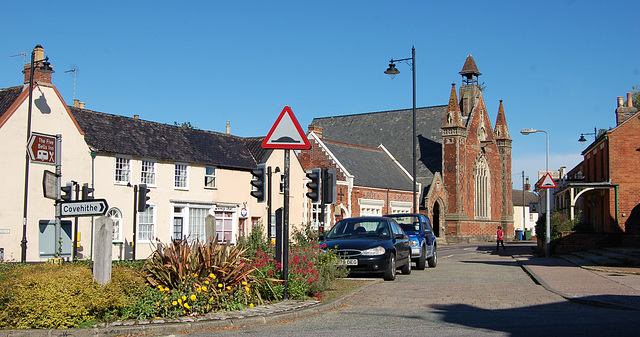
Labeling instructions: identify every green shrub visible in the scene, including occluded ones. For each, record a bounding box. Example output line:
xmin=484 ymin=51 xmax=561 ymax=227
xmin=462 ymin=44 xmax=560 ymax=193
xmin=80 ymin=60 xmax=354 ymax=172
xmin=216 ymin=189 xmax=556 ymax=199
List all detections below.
xmin=0 ymin=264 xmax=135 ymax=329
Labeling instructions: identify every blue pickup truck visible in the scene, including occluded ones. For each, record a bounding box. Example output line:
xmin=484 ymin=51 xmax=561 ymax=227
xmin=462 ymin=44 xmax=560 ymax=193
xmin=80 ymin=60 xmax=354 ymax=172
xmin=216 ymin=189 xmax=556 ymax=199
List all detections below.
xmin=384 ymin=213 xmax=437 ymax=270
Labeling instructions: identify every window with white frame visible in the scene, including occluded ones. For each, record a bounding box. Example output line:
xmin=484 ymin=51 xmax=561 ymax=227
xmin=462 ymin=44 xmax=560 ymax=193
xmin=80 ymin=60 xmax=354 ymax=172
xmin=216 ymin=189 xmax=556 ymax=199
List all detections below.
xmin=189 ymin=208 xmax=208 ymax=241
xmin=141 ymin=160 xmax=156 ymax=186
xmin=215 ymin=209 xmax=235 ymax=244
xmin=474 ymin=156 xmax=491 ymax=219
xmin=205 ymin=166 xmax=216 ymax=188
xmin=114 ymin=157 xmax=130 ymax=184
xmin=107 ymin=208 xmax=123 ymax=242
xmin=390 ymin=201 xmax=412 ymax=214
xmin=359 ymin=199 xmax=384 ymax=216
xmin=174 ymin=163 xmax=188 ymax=189
xmin=138 ymin=205 xmax=155 ymax=241
xmin=310 ymin=204 xmax=329 ymax=230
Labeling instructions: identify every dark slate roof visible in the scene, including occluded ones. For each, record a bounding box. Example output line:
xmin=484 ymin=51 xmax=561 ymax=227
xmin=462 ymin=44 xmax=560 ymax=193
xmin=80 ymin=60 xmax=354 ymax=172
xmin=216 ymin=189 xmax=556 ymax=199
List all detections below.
xmin=0 ymin=86 xmax=23 ymax=119
xmin=70 ymin=107 xmax=257 ymax=170
xmin=512 ymin=189 xmax=539 ymax=206
xmin=323 ymin=140 xmax=412 ymax=191
xmin=310 ymin=106 xmax=447 ymax=191
xmin=243 ymin=137 xmax=272 ymax=164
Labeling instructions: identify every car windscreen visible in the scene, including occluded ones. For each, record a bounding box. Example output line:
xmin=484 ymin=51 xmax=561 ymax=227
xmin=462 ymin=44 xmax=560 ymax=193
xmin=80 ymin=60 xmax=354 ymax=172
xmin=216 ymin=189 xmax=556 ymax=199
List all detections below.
xmin=387 ymin=216 xmax=420 ymax=232
xmin=325 ymin=219 xmax=391 ymax=239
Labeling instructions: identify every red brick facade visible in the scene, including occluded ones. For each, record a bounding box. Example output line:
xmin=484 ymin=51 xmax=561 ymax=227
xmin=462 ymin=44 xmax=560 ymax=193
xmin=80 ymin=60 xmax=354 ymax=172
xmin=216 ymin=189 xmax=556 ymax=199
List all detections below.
xmin=581 ymin=95 xmax=640 ymax=234
xmin=441 ymin=72 xmax=514 ymax=241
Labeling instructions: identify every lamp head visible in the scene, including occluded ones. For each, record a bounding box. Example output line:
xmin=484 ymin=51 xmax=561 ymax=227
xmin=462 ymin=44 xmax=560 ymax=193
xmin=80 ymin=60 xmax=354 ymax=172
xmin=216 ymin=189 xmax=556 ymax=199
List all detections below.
xmin=578 ymin=134 xmax=587 ymax=143
xmin=520 ymin=128 xmax=538 ymax=135
xmin=384 ymin=62 xmax=400 ymax=79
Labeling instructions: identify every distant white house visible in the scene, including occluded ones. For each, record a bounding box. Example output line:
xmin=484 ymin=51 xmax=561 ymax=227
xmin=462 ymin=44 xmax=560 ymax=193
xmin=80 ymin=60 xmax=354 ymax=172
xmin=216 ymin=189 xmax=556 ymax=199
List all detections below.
xmin=512 ymin=189 xmax=539 ymax=237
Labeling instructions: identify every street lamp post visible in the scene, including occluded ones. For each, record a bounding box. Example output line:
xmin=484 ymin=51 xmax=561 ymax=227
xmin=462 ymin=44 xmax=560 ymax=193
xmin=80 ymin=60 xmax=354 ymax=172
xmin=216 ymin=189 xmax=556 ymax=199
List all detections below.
xmin=578 ymin=128 xmax=597 ymax=143
xmin=385 ymin=46 xmax=417 ymax=213
xmin=521 ymin=128 xmax=551 ymax=257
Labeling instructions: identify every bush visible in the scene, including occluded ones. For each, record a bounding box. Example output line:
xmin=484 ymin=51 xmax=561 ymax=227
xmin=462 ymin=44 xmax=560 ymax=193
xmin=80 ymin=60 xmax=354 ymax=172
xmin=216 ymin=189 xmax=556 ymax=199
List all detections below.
xmin=0 ymin=264 xmax=136 ymax=329
xmin=536 ymin=212 xmax=583 ymax=254
xmin=244 ymin=224 xmax=347 ymax=301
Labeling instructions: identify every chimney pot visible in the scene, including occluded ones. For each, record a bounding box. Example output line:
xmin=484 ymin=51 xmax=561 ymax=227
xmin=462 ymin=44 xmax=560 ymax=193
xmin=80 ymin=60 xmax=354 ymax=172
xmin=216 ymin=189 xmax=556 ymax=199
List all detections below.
xmin=226 ymin=121 xmax=230 ymax=135
xmin=73 ymin=99 xmax=79 ymax=108
xmin=79 ymin=102 xmax=85 ymax=109
xmin=618 ymin=97 xmax=624 ymax=107
xmin=628 ymin=92 xmax=634 ymax=108
xmin=134 ymin=115 xmax=139 ymax=119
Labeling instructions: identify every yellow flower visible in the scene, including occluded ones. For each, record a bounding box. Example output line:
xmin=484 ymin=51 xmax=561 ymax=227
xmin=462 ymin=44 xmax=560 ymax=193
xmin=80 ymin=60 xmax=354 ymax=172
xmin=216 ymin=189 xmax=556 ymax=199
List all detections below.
xmin=164 ymin=306 xmax=168 ymax=310
xmin=158 ymin=285 xmax=163 ymax=290
xmin=172 ymin=301 xmax=177 ymax=306
xmin=218 ymin=283 xmax=223 ymax=288
xmin=178 ymin=299 xmax=182 ymax=305
xmin=201 ymin=286 xmax=207 ymax=292
xmin=206 ymin=304 xmax=210 ymax=310
xmin=209 ymin=273 xmax=217 ymax=279
xmin=245 ymin=286 xmax=250 ymax=292
xmin=242 ymin=281 xmax=248 ymax=286
xmin=182 ymin=295 xmax=187 ymax=301
xmin=193 ymin=273 xmax=198 ymax=278
xmin=156 ymin=302 xmax=160 ymax=307
xmin=190 ymin=294 xmax=196 ymax=301
xmin=165 ymin=288 xmax=171 ymax=293
xmin=205 ymin=280 xmax=210 ymax=285
xmin=163 ymin=297 xmax=168 ymax=301
xmin=197 ymin=288 xmax=202 ymax=293
xmin=184 ymin=303 xmax=190 ymax=310
xmin=226 ymin=286 xmax=231 ymax=290
xmin=209 ymin=297 xmax=214 ymax=302
xmin=250 ymin=303 xmax=254 ymax=308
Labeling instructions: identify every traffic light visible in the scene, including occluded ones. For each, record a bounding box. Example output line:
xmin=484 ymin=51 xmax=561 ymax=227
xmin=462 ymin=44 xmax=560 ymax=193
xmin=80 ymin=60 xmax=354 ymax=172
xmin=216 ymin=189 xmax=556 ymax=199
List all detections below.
xmin=250 ymin=163 xmax=266 ymax=203
xmin=306 ymin=168 xmax=321 ymax=203
xmin=137 ymin=184 xmax=150 ymax=212
xmin=61 ymin=182 xmax=73 ymax=201
xmin=81 ymin=183 xmax=94 ymax=200
xmin=323 ymin=169 xmax=337 ymax=204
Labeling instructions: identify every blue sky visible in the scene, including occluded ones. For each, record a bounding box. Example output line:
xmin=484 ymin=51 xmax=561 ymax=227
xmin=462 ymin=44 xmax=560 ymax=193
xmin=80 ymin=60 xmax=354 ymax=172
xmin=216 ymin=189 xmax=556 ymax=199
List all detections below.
xmin=2 ymin=1 xmax=638 ymax=187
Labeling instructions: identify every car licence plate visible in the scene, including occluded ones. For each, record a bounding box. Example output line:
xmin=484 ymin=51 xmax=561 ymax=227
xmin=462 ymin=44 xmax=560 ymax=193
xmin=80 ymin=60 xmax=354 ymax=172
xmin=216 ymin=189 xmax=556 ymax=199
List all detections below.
xmin=338 ymin=259 xmax=358 ymax=266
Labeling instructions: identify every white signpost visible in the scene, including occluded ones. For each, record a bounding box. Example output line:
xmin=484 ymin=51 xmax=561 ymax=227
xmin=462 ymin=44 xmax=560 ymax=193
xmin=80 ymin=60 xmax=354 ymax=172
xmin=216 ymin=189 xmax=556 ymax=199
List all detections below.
xmin=60 ymin=199 xmax=109 ymax=217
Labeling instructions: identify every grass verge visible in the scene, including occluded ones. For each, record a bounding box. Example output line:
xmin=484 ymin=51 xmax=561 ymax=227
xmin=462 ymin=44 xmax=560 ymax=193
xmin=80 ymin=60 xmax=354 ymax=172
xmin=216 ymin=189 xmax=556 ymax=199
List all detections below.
xmin=320 ymin=278 xmax=372 ymax=303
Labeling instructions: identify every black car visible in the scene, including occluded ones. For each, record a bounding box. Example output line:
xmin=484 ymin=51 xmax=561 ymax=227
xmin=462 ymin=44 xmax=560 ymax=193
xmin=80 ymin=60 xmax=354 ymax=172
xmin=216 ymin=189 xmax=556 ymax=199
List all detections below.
xmin=320 ymin=216 xmax=411 ymax=281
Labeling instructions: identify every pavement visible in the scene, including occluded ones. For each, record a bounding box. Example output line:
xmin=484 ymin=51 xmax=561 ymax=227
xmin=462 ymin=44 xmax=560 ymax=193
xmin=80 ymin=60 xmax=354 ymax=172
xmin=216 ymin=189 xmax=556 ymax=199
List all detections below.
xmin=2 ymin=242 xmax=639 ymax=337
xmin=507 ymin=242 xmax=640 ymax=311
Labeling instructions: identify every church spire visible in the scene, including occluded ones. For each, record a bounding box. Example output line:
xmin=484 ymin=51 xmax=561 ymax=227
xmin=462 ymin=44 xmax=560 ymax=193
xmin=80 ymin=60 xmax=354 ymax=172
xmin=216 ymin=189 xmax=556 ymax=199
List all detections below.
xmin=443 ymin=83 xmax=463 ymax=127
xmin=494 ymin=100 xmax=511 ymax=140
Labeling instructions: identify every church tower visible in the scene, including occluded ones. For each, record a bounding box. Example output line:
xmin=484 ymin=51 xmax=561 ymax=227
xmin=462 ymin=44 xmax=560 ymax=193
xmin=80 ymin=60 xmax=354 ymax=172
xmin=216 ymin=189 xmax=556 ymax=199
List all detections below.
xmin=459 ymin=55 xmax=482 ymax=117
xmin=441 ymin=83 xmax=467 ymax=235
xmin=494 ymin=100 xmax=514 ymax=228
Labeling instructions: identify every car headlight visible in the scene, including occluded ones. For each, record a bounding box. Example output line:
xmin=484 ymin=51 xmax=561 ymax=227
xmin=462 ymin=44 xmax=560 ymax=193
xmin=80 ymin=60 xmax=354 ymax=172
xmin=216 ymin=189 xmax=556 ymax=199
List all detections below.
xmin=411 ymin=239 xmax=419 ymax=247
xmin=361 ymin=246 xmax=386 ymax=256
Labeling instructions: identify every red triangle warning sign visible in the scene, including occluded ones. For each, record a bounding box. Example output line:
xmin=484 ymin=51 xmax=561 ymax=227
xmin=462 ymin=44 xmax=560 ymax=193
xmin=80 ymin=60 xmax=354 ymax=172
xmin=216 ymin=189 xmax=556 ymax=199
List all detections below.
xmin=540 ymin=172 xmax=557 ymax=189
xmin=262 ymin=106 xmax=311 ymax=150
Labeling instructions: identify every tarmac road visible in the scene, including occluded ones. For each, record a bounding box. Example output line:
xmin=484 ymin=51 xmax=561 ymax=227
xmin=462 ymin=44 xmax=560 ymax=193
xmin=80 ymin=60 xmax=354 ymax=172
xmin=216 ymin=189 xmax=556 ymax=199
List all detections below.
xmin=178 ymin=242 xmax=640 ymax=336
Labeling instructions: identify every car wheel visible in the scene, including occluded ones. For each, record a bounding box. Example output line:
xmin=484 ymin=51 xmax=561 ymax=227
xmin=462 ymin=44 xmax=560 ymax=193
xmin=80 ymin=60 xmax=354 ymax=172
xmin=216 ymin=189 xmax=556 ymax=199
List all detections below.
xmin=401 ymin=255 xmax=411 ymax=275
xmin=383 ymin=254 xmax=397 ymax=281
xmin=427 ymin=247 xmax=437 ymax=268
xmin=416 ymin=245 xmax=426 ymax=270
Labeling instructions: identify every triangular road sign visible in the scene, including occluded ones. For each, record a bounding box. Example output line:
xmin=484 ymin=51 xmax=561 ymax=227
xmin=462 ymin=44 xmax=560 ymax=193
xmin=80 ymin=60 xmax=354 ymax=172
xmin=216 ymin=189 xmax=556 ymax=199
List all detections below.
xmin=540 ymin=172 xmax=557 ymax=189
xmin=262 ymin=106 xmax=311 ymax=150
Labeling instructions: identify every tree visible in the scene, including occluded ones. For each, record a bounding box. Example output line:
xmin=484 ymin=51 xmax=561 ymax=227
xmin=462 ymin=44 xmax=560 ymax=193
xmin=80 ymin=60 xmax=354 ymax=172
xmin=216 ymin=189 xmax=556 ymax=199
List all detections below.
xmin=173 ymin=121 xmax=198 ymax=129
xmin=630 ymin=84 xmax=640 ymax=109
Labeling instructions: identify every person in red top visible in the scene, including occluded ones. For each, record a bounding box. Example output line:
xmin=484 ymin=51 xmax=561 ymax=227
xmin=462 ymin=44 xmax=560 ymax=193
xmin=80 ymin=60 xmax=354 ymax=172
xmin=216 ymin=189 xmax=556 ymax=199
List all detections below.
xmin=496 ymin=226 xmax=506 ymax=251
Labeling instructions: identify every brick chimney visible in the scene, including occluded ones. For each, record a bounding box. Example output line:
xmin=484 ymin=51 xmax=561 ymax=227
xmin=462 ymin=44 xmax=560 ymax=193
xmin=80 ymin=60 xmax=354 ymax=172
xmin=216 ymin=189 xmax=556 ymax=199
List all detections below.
xmin=308 ymin=124 xmax=323 ymax=138
xmin=616 ymin=92 xmax=638 ymax=125
xmin=23 ymin=45 xmax=54 ymax=85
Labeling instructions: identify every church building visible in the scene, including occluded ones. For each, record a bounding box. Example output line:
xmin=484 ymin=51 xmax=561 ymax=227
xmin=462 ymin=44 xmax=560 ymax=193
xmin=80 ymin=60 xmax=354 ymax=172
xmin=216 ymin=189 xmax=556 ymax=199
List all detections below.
xmin=303 ymin=56 xmax=513 ymax=242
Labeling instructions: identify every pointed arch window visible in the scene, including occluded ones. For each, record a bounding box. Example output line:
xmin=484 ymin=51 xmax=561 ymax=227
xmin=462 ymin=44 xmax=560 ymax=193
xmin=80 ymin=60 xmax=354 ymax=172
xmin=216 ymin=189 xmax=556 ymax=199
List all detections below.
xmin=474 ymin=156 xmax=491 ymax=219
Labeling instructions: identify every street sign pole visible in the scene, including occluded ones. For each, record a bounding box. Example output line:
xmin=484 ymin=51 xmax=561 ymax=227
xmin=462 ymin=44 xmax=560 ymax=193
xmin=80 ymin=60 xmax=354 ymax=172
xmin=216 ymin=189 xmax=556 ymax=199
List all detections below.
xmin=282 ymin=149 xmax=290 ymax=300
xmin=55 ymin=135 xmax=62 ymax=257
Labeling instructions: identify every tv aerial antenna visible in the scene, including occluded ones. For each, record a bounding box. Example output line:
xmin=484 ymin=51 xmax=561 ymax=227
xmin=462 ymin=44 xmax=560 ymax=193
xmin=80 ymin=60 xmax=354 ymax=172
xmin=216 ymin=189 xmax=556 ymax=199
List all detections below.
xmin=10 ymin=52 xmax=28 ymax=64
xmin=65 ymin=67 xmax=78 ymax=101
